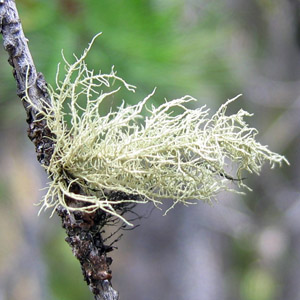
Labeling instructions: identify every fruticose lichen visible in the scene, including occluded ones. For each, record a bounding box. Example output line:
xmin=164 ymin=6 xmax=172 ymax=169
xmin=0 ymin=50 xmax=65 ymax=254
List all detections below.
xmin=25 ymin=34 xmax=288 ymax=225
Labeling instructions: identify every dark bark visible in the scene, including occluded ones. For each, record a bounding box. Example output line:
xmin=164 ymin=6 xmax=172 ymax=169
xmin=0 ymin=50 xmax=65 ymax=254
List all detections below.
xmin=0 ymin=0 xmax=53 ymax=166
xmin=0 ymin=1 xmax=119 ymax=299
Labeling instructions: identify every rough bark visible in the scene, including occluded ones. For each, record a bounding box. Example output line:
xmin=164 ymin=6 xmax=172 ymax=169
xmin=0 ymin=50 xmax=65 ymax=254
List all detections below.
xmin=0 ymin=1 xmax=119 ymax=299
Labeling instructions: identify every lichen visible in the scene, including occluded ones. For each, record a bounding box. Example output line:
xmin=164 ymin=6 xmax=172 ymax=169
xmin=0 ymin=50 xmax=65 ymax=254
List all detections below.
xmin=25 ymin=33 xmax=289 ymax=225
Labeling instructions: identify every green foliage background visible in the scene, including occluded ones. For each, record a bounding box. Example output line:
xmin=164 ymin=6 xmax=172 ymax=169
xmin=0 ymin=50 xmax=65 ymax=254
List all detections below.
xmin=0 ymin=1 xmax=298 ymax=300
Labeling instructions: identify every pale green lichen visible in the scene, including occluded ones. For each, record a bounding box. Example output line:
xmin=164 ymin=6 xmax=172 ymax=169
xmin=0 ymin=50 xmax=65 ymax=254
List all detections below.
xmin=25 ymin=33 xmax=288 ymax=225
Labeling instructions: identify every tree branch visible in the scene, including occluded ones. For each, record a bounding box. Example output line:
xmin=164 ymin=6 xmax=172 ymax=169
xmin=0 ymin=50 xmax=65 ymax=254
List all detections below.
xmin=0 ymin=1 xmax=119 ymax=299
xmin=0 ymin=0 xmax=53 ymax=165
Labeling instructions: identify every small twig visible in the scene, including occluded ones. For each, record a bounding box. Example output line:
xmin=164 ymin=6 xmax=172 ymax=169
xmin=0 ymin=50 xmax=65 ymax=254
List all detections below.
xmin=0 ymin=1 xmax=119 ymax=299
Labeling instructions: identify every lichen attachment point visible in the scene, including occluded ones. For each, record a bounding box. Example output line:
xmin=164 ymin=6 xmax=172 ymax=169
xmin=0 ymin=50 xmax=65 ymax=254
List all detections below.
xmin=25 ymin=34 xmax=288 ymax=225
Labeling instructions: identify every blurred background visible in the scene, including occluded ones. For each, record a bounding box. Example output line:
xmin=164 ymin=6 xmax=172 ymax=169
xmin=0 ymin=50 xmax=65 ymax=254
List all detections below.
xmin=0 ymin=0 xmax=298 ymax=299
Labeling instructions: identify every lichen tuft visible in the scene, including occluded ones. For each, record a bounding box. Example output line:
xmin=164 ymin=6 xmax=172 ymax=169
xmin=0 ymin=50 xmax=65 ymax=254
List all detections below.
xmin=25 ymin=34 xmax=289 ymax=225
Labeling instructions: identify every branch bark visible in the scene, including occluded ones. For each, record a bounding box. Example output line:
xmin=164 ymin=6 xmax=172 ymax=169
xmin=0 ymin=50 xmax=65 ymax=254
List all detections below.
xmin=0 ymin=1 xmax=119 ymax=299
